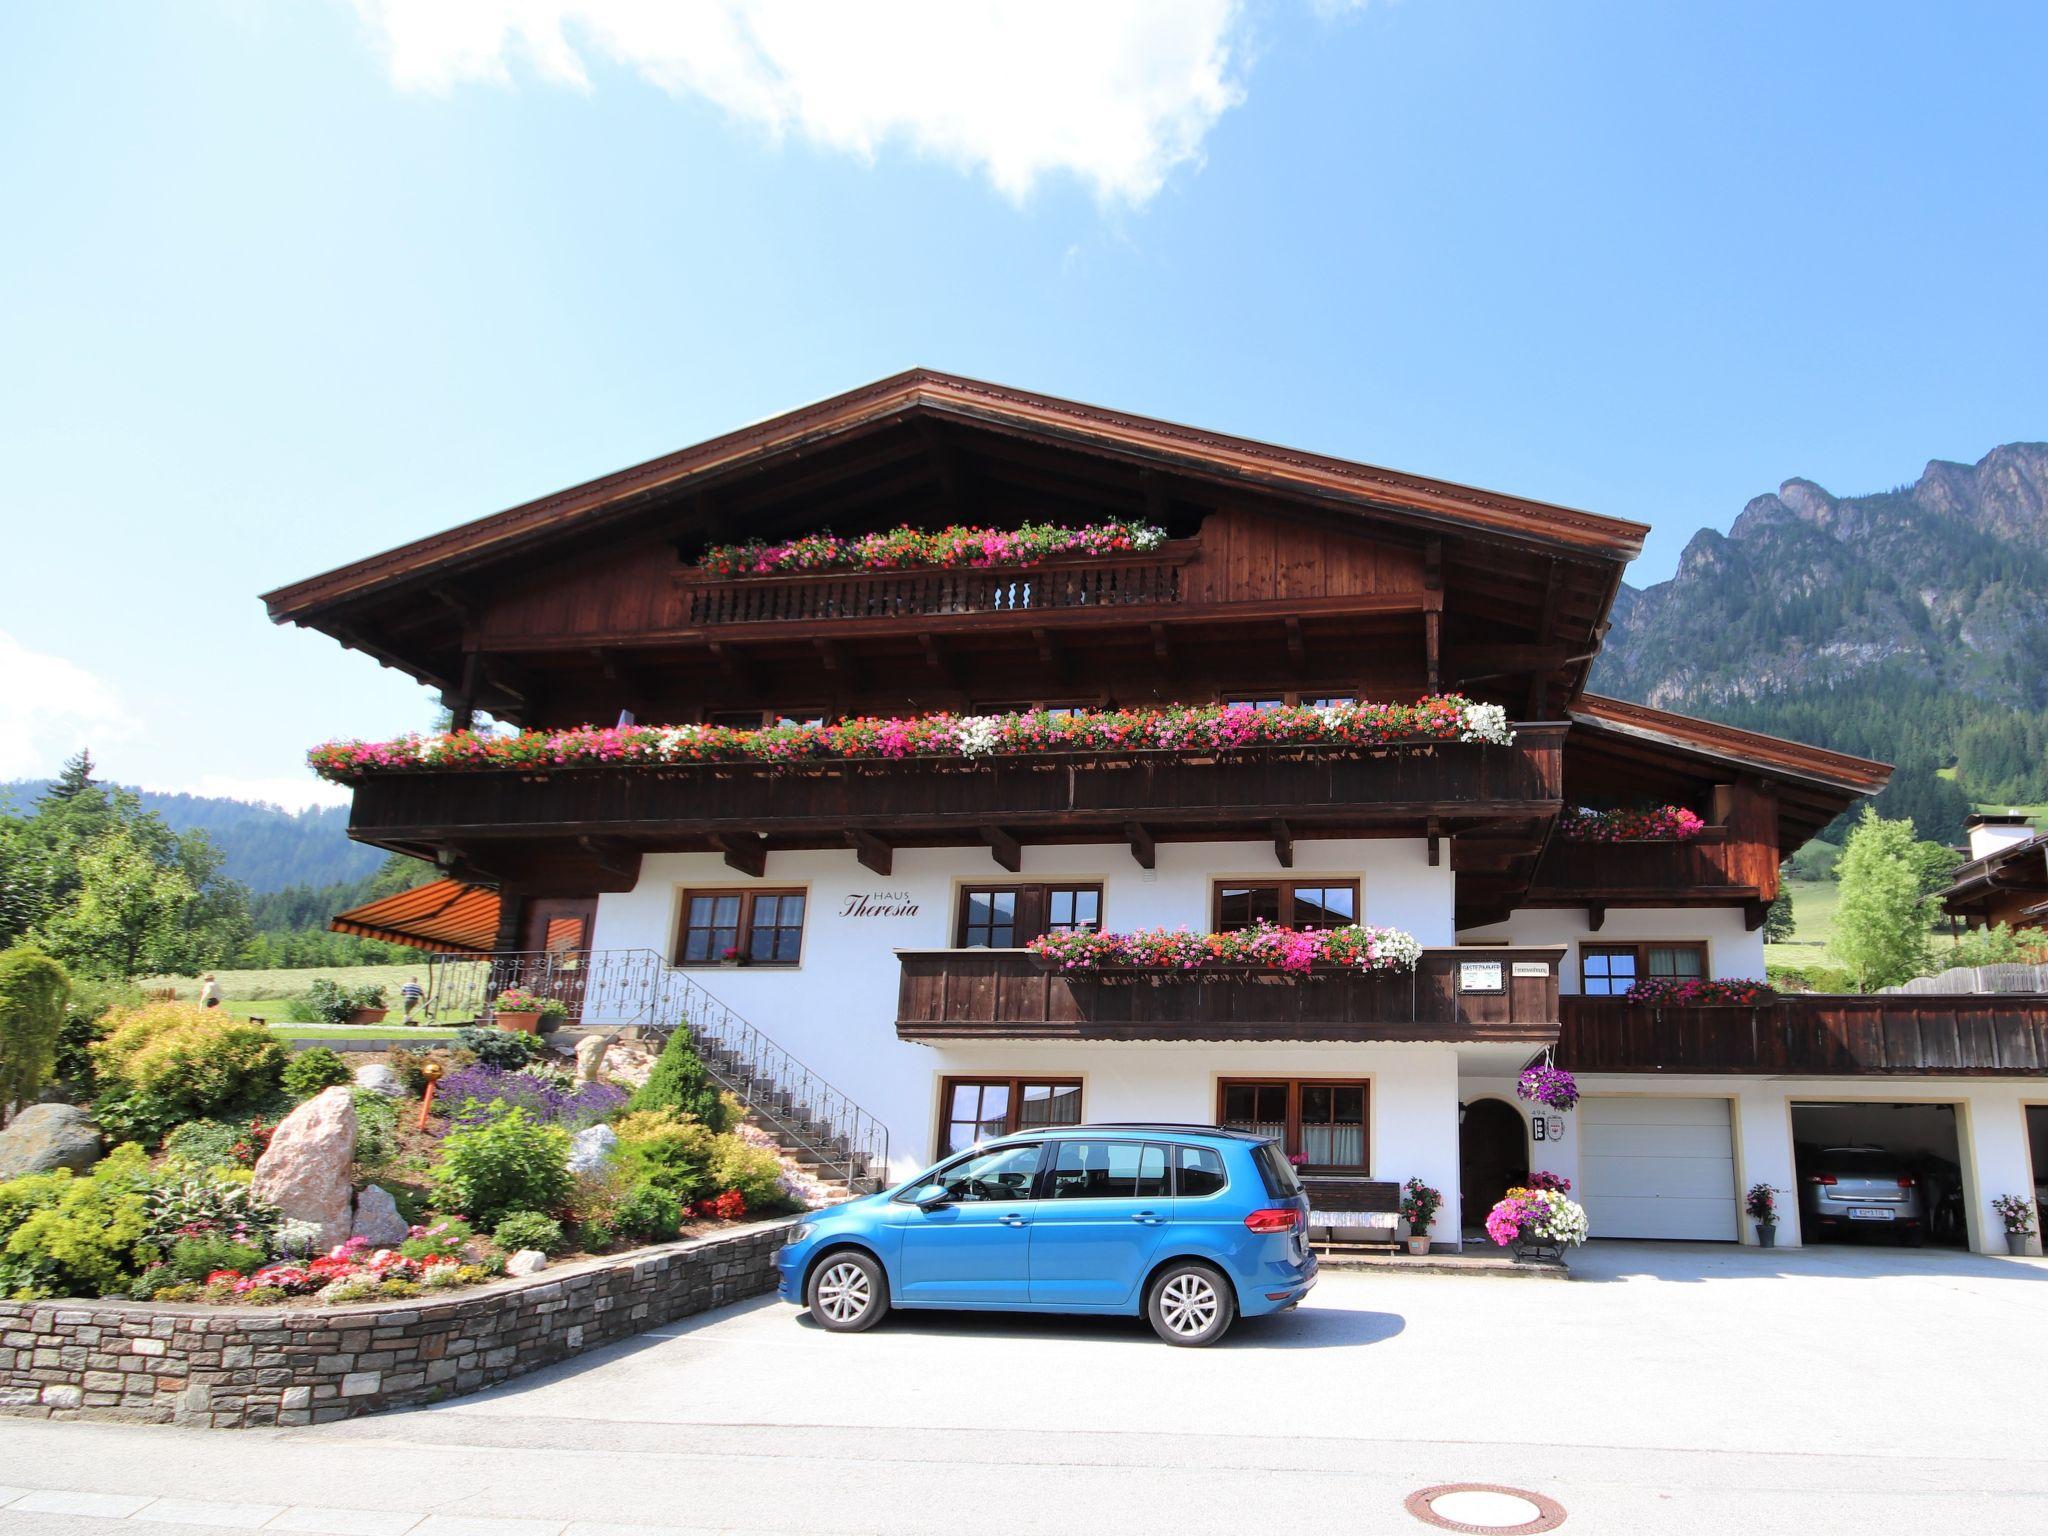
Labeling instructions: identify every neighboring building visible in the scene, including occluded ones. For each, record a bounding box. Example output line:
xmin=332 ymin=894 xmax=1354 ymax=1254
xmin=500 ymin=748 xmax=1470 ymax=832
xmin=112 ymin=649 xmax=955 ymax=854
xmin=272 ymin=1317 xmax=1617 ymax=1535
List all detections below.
xmin=269 ymin=371 xmax=2048 ymax=1254
xmin=1940 ymin=813 xmax=2048 ymax=932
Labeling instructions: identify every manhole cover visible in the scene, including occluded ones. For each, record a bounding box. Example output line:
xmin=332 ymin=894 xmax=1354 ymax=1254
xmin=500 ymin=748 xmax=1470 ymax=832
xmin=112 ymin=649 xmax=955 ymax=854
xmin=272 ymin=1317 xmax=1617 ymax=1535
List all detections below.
xmin=1404 ymin=1483 xmax=1566 ymax=1534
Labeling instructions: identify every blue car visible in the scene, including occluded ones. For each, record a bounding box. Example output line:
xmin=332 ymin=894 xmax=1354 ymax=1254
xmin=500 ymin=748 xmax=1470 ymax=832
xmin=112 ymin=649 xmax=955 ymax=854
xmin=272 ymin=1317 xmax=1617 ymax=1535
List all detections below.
xmin=774 ymin=1124 xmax=1316 ymax=1346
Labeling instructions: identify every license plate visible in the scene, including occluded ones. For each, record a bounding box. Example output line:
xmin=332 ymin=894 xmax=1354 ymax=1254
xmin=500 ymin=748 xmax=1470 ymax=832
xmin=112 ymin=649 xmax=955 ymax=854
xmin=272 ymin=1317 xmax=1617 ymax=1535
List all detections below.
xmin=1849 ymin=1207 xmax=1895 ymax=1221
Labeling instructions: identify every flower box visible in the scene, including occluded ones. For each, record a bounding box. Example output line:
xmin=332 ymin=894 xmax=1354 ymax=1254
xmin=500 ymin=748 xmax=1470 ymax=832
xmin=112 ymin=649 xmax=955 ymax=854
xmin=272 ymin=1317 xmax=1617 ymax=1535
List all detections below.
xmin=1028 ymin=921 xmax=1424 ymax=977
xmin=347 ymin=1007 xmax=389 ymax=1026
xmin=694 ymin=520 xmax=1168 ymax=578
xmin=1624 ymin=977 xmax=1775 ymax=1007
xmin=1558 ymin=805 xmax=1707 ymax=842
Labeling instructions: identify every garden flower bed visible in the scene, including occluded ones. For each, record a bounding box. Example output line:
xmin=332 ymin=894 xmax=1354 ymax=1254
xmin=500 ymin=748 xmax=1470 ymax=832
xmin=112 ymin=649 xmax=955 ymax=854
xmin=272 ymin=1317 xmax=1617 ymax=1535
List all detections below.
xmin=0 ymin=1000 xmax=817 ymax=1313
xmin=695 ymin=519 xmax=1167 ymax=577
xmin=1027 ymin=921 xmax=1423 ymax=976
xmin=308 ymin=694 xmax=1516 ymax=781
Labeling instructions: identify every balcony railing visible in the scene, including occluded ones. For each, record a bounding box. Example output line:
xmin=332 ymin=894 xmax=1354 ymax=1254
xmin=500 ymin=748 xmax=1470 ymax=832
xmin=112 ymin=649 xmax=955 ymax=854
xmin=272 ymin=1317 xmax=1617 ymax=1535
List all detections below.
xmin=895 ymin=946 xmax=1564 ymax=1045
xmin=680 ymin=548 xmax=1192 ymax=629
xmin=1557 ymin=993 xmax=2048 ymax=1075
xmin=1525 ymin=827 xmax=1775 ymax=903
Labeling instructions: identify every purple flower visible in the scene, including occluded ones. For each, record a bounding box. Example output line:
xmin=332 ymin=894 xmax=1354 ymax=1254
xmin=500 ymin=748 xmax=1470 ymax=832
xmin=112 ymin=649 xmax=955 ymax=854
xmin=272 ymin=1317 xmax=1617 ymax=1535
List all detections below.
xmin=439 ymin=1064 xmax=626 ymax=1130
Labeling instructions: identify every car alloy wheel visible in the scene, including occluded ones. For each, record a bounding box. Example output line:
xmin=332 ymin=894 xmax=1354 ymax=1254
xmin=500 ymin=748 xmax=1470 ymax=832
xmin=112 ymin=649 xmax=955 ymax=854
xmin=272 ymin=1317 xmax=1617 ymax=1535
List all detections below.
xmin=1148 ymin=1263 xmax=1233 ymax=1346
xmin=807 ymin=1250 xmax=887 ymax=1332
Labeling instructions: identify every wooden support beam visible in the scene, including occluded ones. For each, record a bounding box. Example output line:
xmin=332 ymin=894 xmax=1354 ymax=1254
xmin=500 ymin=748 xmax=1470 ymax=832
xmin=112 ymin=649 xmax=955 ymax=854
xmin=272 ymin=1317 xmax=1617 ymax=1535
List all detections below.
xmin=1586 ymin=902 xmax=1606 ymax=932
xmin=1149 ymin=623 xmax=1175 ymax=677
xmin=1140 ymin=468 xmax=1172 ymax=522
xmin=1284 ymin=616 xmax=1306 ymax=675
xmin=1124 ymin=821 xmax=1156 ymax=870
xmin=1424 ymin=609 xmax=1441 ymax=693
xmin=813 ymin=637 xmax=842 ymax=673
xmin=847 ymin=829 xmax=893 ymax=877
xmin=1031 ymin=626 xmax=1067 ymax=683
xmin=1424 ymin=537 xmax=1443 ymax=592
xmin=1427 ymin=816 xmax=1442 ymax=868
xmin=577 ymin=836 xmax=639 ymax=883
xmin=711 ymin=834 xmax=767 ymax=879
xmin=1271 ymin=819 xmax=1294 ymax=869
xmin=918 ymin=632 xmax=958 ymax=687
xmin=981 ymin=826 xmax=1023 ymax=873
xmin=1528 ymin=559 xmax=1563 ymax=718
xmin=706 ymin=641 xmax=754 ymax=691
xmin=1744 ymin=899 xmax=1771 ymax=933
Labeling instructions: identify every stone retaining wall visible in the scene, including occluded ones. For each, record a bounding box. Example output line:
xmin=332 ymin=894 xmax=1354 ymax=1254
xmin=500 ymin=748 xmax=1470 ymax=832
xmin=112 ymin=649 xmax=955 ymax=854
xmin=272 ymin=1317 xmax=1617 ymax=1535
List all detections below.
xmin=0 ymin=1218 xmax=793 ymax=1428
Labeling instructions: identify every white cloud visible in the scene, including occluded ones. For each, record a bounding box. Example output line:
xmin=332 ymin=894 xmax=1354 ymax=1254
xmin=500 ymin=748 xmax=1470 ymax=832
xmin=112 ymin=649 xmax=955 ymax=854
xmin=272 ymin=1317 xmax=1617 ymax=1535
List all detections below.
xmin=0 ymin=630 xmax=133 ymax=781
xmin=352 ymin=0 xmax=1250 ymax=205
xmin=144 ymin=775 xmax=353 ymax=814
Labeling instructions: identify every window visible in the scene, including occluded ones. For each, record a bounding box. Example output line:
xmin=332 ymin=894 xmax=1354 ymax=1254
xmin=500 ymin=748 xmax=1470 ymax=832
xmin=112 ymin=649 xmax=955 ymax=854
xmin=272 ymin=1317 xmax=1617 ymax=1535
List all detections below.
xmin=675 ymin=888 xmax=807 ymax=966
xmin=1172 ymin=1144 xmax=1229 ymax=1198
xmin=1222 ymin=691 xmax=1357 ymax=709
xmin=703 ymin=709 xmax=827 ymax=728
xmin=1214 ymin=880 xmax=1358 ymax=931
xmin=955 ymin=884 xmax=1103 ymax=948
xmin=1219 ymin=1079 xmax=1369 ymax=1171
xmin=939 ymin=1077 xmax=1082 ymax=1155
xmin=1581 ymin=942 xmax=1707 ymax=996
xmin=920 ymin=1142 xmax=1046 ymax=1203
xmin=1045 ymin=1140 xmax=1169 ymax=1200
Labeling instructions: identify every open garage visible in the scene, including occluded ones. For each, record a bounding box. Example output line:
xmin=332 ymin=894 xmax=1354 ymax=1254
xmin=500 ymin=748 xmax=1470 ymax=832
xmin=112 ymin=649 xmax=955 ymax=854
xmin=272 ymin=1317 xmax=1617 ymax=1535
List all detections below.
xmin=1790 ymin=1102 xmax=1965 ymax=1248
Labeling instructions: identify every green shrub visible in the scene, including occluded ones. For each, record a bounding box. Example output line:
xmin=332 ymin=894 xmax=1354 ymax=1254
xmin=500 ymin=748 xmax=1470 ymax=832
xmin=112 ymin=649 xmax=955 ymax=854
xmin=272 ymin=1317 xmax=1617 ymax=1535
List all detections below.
xmin=454 ymin=1027 xmax=544 ymax=1071
xmin=351 ymin=1088 xmax=400 ymax=1173
xmin=627 ymin=1030 xmax=732 ymax=1129
xmin=283 ymin=1046 xmax=353 ymax=1099
xmin=142 ymin=1165 xmax=276 ymax=1248
xmin=166 ymin=1233 xmax=266 ymax=1282
xmin=159 ymin=1118 xmax=247 ymax=1168
xmin=708 ymin=1135 xmax=795 ymax=1213
xmin=613 ymin=1181 xmax=681 ymax=1242
xmin=0 ymin=945 xmax=70 ymax=1116
xmin=0 ymin=1144 xmax=154 ymax=1299
xmin=291 ymin=978 xmax=389 ymax=1026
xmin=89 ymin=1003 xmax=286 ymax=1143
xmin=613 ymin=1108 xmax=719 ymax=1204
xmin=431 ymin=1108 xmax=572 ymax=1226
xmin=52 ymin=979 xmax=143 ymax=1096
xmin=491 ymin=1210 xmax=566 ymax=1254
xmin=398 ymin=1215 xmax=474 ymax=1261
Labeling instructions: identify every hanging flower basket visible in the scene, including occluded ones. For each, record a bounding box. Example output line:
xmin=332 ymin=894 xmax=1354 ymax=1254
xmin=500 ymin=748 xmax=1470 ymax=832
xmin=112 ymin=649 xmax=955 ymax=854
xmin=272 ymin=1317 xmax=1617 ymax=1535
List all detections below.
xmin=1517 ymin=1062 xmax=1579 ymax=1112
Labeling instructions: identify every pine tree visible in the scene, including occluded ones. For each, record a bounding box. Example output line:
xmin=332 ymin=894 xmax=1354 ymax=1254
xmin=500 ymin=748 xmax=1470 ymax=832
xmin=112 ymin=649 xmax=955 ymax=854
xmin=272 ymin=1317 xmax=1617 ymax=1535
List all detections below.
xmin=45 ymin=751 xmax=95 ymax=802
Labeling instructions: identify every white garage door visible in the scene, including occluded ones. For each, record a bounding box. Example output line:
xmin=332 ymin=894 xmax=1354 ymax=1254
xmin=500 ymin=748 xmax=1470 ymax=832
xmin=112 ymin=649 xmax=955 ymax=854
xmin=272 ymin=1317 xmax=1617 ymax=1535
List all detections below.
xmin=1580 ymin=1097 xmax=1738 ymax=1241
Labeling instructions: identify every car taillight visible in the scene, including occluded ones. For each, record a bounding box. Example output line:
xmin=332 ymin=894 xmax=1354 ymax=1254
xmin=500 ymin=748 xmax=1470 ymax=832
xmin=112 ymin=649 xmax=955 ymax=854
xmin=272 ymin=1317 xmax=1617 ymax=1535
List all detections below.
xmin=1897 ymin=1176 xmax=1917 ymax=1188
xmin=1245 ymin=1207 xmax=1301 ymax=1233
xmin=1811 ymin=1174 xmax=1837 ymax=1185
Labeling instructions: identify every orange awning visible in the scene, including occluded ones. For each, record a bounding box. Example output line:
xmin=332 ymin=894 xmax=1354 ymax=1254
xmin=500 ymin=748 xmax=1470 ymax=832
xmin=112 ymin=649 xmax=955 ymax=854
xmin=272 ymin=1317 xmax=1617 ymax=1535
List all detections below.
xmin=330 ymin=880 xmax=500 ymax=955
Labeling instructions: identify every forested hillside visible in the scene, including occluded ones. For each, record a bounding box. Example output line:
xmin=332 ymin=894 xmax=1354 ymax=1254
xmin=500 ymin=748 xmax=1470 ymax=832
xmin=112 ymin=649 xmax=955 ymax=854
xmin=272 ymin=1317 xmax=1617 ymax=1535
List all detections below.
xmin=0 ymin=782 xmax=377 ymax=893
xmin=1595 ymin=442 xmax=2048 ymax=844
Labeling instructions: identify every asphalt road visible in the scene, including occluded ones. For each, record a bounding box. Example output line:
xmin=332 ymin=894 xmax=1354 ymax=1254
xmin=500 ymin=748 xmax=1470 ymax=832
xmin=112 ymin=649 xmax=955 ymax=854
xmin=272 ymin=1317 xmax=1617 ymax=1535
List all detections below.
xmin=2 ymin=1241 xmax=2046 ymax=1535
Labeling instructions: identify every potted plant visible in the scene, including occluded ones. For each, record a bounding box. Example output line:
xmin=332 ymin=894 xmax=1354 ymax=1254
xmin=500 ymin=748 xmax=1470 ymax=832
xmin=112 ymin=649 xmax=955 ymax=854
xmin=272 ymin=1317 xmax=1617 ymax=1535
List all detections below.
xmin=535 ymin=996 xmax=571 ymax=1034
xmin=1399 ymin=1178 xmax=1441 ymax=1256
xmin=1993 ymin=1194 xmax=2038 ymax=1256
xmin=1745 ymin=1182 xmax=1782 ymax=1247
xmin=492 ymin=987 xmax=548 ymax=1034
xmin=346 ymin=984 xmax=389 ymax=1026
xmin=718 ymin=945 xmax=744 ymax=968
xmin=301 ymin=978 xmax=389 ymax=1026
xmin=1485 ymin=1185 xmax=1589 ymax=1264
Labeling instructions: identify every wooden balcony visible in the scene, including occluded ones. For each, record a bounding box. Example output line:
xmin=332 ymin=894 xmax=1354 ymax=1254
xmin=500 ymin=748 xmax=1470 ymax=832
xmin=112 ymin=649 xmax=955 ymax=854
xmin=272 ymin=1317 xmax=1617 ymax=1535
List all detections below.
xmin=347 ymin=727 xmax=1565 ymax=876
xmin=895 ymin=947 xmax=1564 ymax=1045
xmin=679 ymin=546 xmax=1194 ymax=630
xmin=1557 ymin=994 xmax=2048 ymax=1076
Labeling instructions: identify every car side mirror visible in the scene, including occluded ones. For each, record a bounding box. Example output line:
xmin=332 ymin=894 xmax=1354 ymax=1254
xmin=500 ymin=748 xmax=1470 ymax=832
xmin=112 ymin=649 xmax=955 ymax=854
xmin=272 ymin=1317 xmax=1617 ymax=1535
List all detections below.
xmin=911 ymin=1184 xmax=953 ymax=1210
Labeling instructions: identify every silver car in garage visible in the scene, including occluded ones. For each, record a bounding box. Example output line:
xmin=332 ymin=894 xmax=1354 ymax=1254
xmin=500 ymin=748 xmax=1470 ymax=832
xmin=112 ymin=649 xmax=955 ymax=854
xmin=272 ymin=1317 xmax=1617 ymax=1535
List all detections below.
xmin=1798 ymin=1145 xmax=1927 ymax=1245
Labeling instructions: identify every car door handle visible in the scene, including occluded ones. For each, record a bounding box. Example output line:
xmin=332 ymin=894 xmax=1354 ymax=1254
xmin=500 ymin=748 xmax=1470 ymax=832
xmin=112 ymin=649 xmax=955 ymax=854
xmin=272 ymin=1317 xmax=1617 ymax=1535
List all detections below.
xmin=1131 ymin=1211 xmax=1164 ymax=1225
xmin=998 ymin=1214 xmax=1030 ymax=1227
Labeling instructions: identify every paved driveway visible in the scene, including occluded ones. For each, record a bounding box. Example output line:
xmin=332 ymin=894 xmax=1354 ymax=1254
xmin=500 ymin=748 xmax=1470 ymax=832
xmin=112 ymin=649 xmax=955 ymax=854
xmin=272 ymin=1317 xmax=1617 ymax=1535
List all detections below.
xmin=2 ymin=1243 xmax=2046 ymax=1536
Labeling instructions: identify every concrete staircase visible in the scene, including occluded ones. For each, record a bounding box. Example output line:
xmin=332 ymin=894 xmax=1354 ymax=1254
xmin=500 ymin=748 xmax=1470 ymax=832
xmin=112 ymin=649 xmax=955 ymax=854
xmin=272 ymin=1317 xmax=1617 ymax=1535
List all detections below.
xmin=688 ymin=1034 xmax=888 ymax=1201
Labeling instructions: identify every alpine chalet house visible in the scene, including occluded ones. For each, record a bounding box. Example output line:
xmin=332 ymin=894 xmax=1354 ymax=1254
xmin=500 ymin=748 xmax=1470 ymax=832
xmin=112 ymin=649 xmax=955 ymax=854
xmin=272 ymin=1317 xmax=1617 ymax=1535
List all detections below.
xmin=267 ymin=372 xmax=2048 ymax=1254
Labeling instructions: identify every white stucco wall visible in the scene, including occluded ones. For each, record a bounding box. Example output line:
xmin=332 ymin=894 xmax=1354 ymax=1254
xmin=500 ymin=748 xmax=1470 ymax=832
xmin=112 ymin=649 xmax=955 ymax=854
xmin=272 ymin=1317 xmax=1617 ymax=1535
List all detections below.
xmin=1458 ymin=906 xmax=1765 ymax=991
xmin=589 ymin=836 xmax=1455 ymax=1178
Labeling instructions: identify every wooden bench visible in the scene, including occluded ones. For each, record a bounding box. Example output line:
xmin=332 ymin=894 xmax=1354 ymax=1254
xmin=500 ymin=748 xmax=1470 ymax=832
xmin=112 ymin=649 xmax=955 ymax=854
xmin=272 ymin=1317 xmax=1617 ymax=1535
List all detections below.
xmin=1300 ymin=1176 xmax=1403 ymax=1252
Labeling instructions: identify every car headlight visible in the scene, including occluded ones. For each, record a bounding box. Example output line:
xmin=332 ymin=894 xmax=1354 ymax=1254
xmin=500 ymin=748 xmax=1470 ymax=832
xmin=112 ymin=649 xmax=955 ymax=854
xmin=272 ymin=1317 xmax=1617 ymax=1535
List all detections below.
xmin=785 ymin=1224 xmax=816 ymax=1246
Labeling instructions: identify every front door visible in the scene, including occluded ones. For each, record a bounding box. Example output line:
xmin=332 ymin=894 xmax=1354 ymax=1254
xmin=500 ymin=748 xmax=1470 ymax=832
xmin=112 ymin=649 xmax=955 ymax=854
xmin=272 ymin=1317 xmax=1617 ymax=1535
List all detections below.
xmin=897 ymin=1141 xmax=1044 ymax=1305
xmin=1029 ymin=1138 xmax=1174 ymax=1307
xmin=1460 ymin=1098 xmax=1528 ymax=1233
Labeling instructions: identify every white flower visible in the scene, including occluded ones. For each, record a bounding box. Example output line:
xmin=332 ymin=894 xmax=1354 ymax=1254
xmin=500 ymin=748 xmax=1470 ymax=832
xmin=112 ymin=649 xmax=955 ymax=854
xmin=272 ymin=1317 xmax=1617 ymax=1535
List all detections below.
xmin=951 ymin=716 xmax=1005 ymax=757
xmin=1459 ymin=702 xmax=1514 ymax=746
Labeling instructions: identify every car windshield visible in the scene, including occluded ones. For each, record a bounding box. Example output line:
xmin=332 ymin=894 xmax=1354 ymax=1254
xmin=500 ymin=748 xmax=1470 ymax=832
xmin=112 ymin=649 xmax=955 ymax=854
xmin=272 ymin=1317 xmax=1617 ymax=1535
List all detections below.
xmin=1252 ymin=1141 xmax=1301 ymax=1199
xmin=903 ymin=1142 xmax=1043 ymax=1202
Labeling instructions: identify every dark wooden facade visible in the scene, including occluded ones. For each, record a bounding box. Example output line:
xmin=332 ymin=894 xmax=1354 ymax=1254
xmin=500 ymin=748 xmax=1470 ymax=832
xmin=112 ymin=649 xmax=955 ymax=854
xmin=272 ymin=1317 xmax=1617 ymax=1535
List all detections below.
xmin=1557 ymin=995 xmax=2048 ymax=1075
xmin=897 ymin=948 xmax=1564 ymax=1045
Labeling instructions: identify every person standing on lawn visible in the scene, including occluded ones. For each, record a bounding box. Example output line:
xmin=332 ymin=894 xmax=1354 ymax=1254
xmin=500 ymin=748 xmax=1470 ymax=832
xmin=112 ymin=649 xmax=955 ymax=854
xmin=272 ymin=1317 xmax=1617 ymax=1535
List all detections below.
xmin=199 ymin=974 xmax=222 ymax=1009
xmin=400 ymin=975 xmax=425 ymax=1022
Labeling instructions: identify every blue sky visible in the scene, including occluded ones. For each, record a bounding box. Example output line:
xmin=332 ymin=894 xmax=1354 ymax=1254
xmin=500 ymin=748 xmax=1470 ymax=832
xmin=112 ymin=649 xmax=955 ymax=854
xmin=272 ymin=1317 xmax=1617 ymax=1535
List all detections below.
xmin=3 ymin=1 xmax=2044 ymax=807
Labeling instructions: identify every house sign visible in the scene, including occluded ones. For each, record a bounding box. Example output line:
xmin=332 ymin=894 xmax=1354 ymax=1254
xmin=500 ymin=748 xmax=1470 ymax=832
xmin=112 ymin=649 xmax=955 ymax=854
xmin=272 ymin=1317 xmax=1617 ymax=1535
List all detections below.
xmin=839 ymin=891 xmax=923 ymax=918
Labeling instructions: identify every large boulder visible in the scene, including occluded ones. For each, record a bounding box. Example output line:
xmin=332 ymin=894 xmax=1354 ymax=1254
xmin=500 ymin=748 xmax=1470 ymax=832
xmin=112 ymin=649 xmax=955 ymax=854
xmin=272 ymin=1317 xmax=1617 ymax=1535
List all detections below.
xmin=251 ymin=1087 xmax=357 ymax=1248
xmin=352 ymin=1183 xmax=410 ymax=1246
xmin=567 ymin=1123 xmax=619 ymax=1177
xmin=505 ymin=1249 xmax=548 ymax=1277
xmin=0 ymin=1104 xmax=103 ymax=1180
xmin=354 ymin=1064 xmax=406 ymax=1099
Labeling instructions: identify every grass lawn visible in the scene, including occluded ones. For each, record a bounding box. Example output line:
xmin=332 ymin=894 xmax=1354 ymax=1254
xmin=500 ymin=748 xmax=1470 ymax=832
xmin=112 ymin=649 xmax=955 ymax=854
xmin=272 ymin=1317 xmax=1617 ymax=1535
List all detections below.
xmin=266 ymin=1022 xmax=463 ymax=1039
xmin=138 ymin=962 xmax=492 ymax=1027
xmin=1765 ymin=875 xmax=1842 ymax=983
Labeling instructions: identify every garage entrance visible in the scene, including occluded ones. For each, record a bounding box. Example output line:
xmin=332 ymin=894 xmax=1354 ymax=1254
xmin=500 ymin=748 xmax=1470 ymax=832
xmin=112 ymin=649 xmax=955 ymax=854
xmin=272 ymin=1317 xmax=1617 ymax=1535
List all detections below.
xmin=1790 ymin=1102 xmax=1965 ymax=1248
xmin=1579 ymin=1096 xmax=1738 ymax=1241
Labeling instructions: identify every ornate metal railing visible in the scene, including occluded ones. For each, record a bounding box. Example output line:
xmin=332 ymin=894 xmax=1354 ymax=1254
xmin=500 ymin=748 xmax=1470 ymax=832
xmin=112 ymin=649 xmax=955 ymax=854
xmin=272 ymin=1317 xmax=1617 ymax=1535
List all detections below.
xmin=423 ymin=948 xmax=889 ymax=1189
